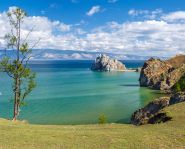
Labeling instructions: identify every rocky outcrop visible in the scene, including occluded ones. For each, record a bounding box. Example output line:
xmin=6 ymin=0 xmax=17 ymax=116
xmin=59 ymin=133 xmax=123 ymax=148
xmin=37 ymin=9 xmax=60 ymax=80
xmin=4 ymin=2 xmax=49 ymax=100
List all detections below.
xmin=169 ymin=92 xmax=185 ymax=104
xmin=131 ymin=92 xmax=185 ymax=125
xmin=159 ymin=64 xmax=185 ymax=90
xmin=91 ymin=54 xmax=126 ymax=71
xmin=139 ymin=55 xmax=185 ymax=90
xmin=139 ymin=58 xmax=173 ymax=89
xmin=131 ymin=97 xmax=170 ymax=125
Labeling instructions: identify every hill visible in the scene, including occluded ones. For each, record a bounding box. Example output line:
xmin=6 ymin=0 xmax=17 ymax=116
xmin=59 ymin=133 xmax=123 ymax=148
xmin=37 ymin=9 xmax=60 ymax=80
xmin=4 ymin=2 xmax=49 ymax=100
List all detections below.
xmin=166 ymin=54 xmax=185 ymax=68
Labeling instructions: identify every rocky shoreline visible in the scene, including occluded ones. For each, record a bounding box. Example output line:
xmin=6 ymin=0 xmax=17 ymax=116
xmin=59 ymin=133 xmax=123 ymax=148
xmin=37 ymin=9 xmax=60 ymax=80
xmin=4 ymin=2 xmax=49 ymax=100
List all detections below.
xmin=131 ymin=54 xmax=185 ymax=125
xmin=91 ymin=54 xmax=185 ymax=126
xmin=131 ymin=92 xmax=185 ymax=125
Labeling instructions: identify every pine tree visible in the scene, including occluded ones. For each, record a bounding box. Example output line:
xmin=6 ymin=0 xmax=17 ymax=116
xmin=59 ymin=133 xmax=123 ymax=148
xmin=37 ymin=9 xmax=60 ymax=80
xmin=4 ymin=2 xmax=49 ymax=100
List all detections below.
xmin=0 ymin=8 xmax=37 ymax=121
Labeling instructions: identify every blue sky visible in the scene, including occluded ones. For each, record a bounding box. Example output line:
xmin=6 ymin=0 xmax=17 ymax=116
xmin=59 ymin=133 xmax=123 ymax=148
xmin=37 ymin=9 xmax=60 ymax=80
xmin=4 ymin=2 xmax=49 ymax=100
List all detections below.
xmin=1 ymin=0 xmax=185 ymax=29
xmin=0 ymin=0 xmax=185 ymax=59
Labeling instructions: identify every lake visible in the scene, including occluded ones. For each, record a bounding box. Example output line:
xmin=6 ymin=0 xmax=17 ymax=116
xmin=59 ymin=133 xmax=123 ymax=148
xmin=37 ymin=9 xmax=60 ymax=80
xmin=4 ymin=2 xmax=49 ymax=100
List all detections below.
xmin=0 ymin=60 xmax=164 ymax=125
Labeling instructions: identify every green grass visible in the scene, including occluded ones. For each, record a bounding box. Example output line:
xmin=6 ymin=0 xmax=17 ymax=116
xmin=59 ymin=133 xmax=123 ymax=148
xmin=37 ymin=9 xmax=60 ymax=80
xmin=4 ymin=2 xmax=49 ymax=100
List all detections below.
xmin=0 ymin=103 xmax=185 ymax=149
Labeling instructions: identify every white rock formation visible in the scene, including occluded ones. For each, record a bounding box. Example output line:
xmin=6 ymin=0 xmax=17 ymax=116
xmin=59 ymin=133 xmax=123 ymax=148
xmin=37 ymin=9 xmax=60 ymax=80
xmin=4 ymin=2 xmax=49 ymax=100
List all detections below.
xmin=91 ymin=54 xmax=126 ymax=71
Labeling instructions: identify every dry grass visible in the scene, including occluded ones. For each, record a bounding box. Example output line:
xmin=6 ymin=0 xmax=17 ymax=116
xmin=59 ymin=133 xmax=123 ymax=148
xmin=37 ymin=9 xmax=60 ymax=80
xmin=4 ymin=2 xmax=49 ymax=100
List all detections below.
xmin=166 ymin=54 xmax=185 ymax=68
xmin=0 ymin=102 xmax=185 ymax=149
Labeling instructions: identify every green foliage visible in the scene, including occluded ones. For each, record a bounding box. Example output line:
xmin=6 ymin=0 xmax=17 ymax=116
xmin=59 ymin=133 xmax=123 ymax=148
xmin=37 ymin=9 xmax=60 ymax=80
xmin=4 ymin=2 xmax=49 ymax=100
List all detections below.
xmin=172 ymin=74 xmax=185 ymax=92
xmin=98 ymin=114 xmax=107 ymax=124
xmin=0 ymin=7 xmax=37 ymax=120
xmin=21 ymin=72 xmax=36 ymax=101
xmin=20 ymin=43 xmax=29 ymax=53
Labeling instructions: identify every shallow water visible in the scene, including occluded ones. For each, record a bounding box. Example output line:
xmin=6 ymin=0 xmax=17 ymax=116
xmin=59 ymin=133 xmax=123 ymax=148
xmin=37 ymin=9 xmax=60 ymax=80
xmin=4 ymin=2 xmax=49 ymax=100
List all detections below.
xmin=0 ymin=60 xmax=164 ymax=125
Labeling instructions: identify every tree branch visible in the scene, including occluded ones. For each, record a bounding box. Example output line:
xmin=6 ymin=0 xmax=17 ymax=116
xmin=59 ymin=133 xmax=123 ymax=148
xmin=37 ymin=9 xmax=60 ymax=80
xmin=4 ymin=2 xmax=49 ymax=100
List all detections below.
xmin=20 ymin=56 xmax=31 ymax=76
xmin=22 ymin=26 xmax=35 ymax=44
xmin=29 ymin=38 xmax=41 ymax=50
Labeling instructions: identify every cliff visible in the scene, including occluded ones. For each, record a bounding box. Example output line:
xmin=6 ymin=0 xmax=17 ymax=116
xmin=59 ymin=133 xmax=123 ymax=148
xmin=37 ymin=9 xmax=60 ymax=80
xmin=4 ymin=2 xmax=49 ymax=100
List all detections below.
xmin=139 ymin=55 xmax=185 ymax=90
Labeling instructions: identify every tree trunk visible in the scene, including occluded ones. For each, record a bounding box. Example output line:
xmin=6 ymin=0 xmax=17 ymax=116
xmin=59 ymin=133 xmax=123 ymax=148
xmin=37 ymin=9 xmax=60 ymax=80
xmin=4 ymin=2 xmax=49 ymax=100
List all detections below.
xmin=13 ymin=90 xmax=17 ymax=121
xmin=13 ymin=17 xmax=21 ymax=121
xmin=13 ymin=77 xmax=20 ymax=121
xmin=17 ymin=78 xmax=21 ymax=116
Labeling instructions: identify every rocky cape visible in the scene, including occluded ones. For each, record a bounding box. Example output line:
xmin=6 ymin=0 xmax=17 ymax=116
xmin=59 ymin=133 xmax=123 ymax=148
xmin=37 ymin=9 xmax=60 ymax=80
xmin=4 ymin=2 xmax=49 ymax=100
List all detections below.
xmin=91 ymin=54 xmax=127 ymax=71
xmin=132 ymin=55 xmax=185 ymax=126
xmin=131 ymin=92 xmax=185 ymax=125
xmin=139 ymin=55 xmax=185 ymax=91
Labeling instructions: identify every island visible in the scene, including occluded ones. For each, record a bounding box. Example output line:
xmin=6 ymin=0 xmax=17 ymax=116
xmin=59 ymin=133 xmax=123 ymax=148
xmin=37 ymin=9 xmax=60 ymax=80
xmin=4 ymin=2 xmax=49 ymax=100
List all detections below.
xmin=91 ymin=54 xmax=126 ymax=71
xmin=91 ymin=54 xmax=141 ymax=72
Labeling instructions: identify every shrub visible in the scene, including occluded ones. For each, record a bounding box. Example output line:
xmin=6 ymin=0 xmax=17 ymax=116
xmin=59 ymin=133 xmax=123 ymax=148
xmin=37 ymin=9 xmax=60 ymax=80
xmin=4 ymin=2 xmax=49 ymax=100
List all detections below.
xmin=172 ymin=74 xmax=185 ymax=92
xmin=98 ymin=114 xmax=107 ymax=124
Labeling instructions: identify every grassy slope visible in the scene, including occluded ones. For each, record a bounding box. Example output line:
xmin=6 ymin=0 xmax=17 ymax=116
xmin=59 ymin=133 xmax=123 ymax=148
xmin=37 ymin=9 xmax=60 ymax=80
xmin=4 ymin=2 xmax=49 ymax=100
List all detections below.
xmin=0 ymin=103 xmax=185 ymax=149
xmin=166 ymin=54 xmax=185 ymax=68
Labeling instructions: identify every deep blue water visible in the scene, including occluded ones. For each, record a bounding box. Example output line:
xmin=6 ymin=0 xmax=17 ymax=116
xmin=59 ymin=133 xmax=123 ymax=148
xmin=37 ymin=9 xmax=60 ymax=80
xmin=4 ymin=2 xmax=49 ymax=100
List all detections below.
xmin=29 ymin=60 xmax=144 ymax=69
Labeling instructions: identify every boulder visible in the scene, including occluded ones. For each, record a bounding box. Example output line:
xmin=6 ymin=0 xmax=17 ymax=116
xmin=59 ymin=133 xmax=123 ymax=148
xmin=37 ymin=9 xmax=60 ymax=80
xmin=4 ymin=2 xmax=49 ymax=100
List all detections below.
xmin=91 ymin=54 xmax=126 ymax=71
xmin=169 ymin=92 xmax=185 ymax=105
xmin=139 ymin=55 xmax=185 ymax=90
xmin=130 ymin=97 xmax=170 ymax=125
xmin=148 ymin=113 xmax=172 ymax=124
xmin=131 ymin=92 xmax=185 ymax=125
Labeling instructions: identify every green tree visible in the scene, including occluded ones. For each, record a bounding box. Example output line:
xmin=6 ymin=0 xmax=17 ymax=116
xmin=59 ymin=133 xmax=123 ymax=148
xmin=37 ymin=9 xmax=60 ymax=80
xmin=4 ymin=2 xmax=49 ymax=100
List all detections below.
xmin=0 ymin=8 xmax=37 ymax=121
xmin=98 ymin=114 xmax=107 ymax=124
xmin=172 ymin=74 xmax=185 ymax=92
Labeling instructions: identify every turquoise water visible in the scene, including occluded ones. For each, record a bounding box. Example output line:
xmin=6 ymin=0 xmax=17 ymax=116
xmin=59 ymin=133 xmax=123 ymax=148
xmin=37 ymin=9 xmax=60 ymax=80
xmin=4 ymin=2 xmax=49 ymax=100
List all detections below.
xmin=0 ymin=60 xmax=164 ymax=125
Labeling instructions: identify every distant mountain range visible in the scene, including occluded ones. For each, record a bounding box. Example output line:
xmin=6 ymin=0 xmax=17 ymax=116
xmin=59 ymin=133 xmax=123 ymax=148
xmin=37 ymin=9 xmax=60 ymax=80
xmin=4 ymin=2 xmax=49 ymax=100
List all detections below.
xmin=0 ymin=49 xmax=168 ymax=60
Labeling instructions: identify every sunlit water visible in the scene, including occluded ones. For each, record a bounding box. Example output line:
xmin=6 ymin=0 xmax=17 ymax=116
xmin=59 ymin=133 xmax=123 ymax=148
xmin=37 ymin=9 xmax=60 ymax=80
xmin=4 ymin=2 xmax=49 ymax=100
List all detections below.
xmin=0 ymin=60 xmax=164 ymax=125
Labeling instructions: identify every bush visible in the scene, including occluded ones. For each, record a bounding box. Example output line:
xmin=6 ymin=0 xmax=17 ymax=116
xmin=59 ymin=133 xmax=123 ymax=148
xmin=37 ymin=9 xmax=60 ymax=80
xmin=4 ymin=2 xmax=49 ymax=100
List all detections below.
xmin=98 ymin=114 xmax=107 ymax=124
xmin=172 ymin=74 xmax=185 ymax=92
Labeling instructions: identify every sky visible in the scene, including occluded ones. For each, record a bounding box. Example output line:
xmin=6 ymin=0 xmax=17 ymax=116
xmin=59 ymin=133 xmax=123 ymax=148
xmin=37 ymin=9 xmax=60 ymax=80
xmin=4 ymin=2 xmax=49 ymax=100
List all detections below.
xmin=0 ymin=0 xmax=185 ymax=59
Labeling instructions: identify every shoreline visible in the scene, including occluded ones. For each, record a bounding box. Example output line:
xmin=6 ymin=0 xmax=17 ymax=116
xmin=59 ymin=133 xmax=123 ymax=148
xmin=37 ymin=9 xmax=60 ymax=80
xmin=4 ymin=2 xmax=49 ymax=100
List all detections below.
xmin=116 ymin=68 xmax=139 ymax=72
xmin=94 ymin=68 xmax=140 ymax=72
xmin=102 ymin=69 xmax=139 ymax=72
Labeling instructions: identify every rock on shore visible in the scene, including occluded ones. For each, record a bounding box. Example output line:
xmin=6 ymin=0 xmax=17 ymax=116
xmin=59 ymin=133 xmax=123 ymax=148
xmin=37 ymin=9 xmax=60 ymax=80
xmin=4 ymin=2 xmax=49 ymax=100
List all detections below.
xmin=139 ymin=55 xmax=185 ymax=90
xmin=91 ymin=54 xmax=126 ymax=71
xmin=131 ymin=92 xmax=185 ymax=125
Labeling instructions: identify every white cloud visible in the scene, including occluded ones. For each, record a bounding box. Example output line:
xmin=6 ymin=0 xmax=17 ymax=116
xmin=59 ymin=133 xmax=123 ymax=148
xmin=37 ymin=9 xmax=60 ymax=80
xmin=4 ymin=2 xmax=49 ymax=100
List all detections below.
xmin=86 ymin=6 xmax=101 ymax=16
xmin=0 ymin=7 xmax=72 ymax=49
xmin=128 ymin=9 xmax=163 ymax=19
xmin=0 ymin=7 xmax=185 ymax=59
xmin=87 ymin=20 xmax=185 ymax=56
xmin=58 ymin=23 xmax=71 ymax=32
xmin=162 ymin=11 xmax=185 ymax=22
xmin=128 ymin=9 xmax=149 ymax=16
xmin=75 ymin=28 xmax=86 ymax=35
